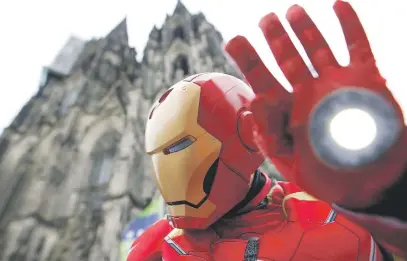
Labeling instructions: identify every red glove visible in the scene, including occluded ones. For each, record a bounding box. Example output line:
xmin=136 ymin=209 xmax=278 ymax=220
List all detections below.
xmin=225 ymin=1 xmax=407 ymax=209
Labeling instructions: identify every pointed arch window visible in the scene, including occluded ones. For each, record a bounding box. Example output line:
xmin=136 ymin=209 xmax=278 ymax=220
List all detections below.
xmin=60 ymin=89 xmax=79 ymax=116
xmin=89 ymin=151 xmax=115 ymax=186
xmin=0 ymin=153 xmax=32 ymax=228
xmin=172 ymin=55 xmax=189 ymax=80
xmin=89 ymin=131 xmax=119 ymax=187
xmin=86 ymin=131 xmax=119 ymax=221
xmin=173 ymin=26 xmax=186 ymax=41
xmin=207 ymin=33 xmax=223 ymax=59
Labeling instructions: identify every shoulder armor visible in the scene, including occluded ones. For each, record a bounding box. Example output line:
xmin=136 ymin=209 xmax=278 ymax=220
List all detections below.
xmin=126 ymin=218 xmax=172 ymax=261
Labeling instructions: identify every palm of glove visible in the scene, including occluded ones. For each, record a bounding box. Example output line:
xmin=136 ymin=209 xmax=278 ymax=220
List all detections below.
xmin=226 ymin=1 xmax=407 ymax=208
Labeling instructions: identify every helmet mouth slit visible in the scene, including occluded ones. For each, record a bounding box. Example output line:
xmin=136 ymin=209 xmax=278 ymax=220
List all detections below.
xmin=166 ymin=195 xmax=208 ymax=208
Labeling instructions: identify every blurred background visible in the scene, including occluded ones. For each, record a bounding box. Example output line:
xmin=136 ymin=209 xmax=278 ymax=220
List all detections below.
xmin=0 ymin=0 xmax=405 ymax=260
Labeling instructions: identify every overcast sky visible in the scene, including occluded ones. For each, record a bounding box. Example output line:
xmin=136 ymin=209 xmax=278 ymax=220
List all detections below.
xmin=0 ymin=0 xmax=406 ymax=132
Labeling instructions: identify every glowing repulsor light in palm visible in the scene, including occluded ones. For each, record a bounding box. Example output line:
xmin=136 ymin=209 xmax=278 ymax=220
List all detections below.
xmin=309 ymin=88 xmax=402 ymax=169
xmin=329 ymin=108 xmax=377 ymax=151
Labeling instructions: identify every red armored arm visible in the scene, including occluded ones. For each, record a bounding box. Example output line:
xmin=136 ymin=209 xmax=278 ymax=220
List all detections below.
xmin=225 ymin=1 xmax=407 ymax=259
xmin=126 ymin=218 xmax=172 ymax=261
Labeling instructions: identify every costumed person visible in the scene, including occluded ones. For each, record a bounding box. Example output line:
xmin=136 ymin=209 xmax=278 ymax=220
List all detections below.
xmin=127 ymin=1 xmax=406 ymax=261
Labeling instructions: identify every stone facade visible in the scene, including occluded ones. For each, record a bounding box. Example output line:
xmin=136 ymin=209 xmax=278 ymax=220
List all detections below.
xmin=0 ymin=2 xmax=281 ymax=261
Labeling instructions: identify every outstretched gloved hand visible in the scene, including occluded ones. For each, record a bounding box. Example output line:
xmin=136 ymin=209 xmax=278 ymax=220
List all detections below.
xmin=225 ymin=1 xmax=407 ymax=209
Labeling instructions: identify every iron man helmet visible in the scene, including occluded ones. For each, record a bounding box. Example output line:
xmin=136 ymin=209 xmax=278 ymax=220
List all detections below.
xmin=145 ymin=73 xmax=264 ymax=229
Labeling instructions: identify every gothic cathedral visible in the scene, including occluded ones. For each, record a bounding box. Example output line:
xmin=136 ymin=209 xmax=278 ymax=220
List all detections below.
xmin=0 ymin=2 xmax=280 ymax=261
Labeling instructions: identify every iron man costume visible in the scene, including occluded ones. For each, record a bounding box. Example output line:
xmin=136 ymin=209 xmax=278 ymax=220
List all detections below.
xmin=127 ymin=1 xmax=407 ymax=261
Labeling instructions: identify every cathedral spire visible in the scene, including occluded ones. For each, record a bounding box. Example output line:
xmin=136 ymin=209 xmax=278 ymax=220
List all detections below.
xmin=106 ymin=17 xmax=129 ymax=44
xmin=173 ymin=0 xmax=189 ymax=15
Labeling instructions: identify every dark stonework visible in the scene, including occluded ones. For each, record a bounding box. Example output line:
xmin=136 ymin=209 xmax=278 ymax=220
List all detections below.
xmin=0 ymin=137 xmax=10 ymax=162
xmin=49 ymin=167 xmax=66 ymax=188
xmin=8 ymin=226 xmax=34 ymax=261
xmin=97 ymin=62 xmax=118 ymax=86
xmin=0 ymin=2 xmax=281 ymax=261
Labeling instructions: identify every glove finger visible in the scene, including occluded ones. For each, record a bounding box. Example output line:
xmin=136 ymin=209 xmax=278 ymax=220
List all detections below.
xmin=225 ymin=35 xmax=289 ymax=99
xmin=333 ymin=1 xmax=374 ymax=64
xmin=286 ymin=5 xmax=339 ymax=73
xmin=259 ymin=12 xmax=313 ymax=87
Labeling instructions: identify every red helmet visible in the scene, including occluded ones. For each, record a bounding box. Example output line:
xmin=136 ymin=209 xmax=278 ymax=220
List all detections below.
xmin=145 ymin=73 xmax=265 ymax=229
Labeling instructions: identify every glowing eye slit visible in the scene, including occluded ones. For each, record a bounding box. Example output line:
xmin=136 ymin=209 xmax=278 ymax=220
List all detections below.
xmin=159 ymin=88 xmax=174 ymax=103
xmin=163 ymin=136 xmax=196 ymax=155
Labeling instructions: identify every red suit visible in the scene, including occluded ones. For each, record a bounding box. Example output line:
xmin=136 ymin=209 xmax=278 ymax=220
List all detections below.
xmin=128 ymin=1 xmax=407 ymax=260
xmin=128 ymin=180 xmax=387 ymax=261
